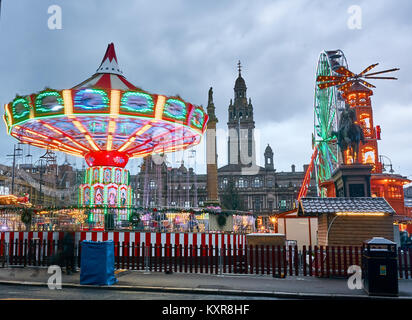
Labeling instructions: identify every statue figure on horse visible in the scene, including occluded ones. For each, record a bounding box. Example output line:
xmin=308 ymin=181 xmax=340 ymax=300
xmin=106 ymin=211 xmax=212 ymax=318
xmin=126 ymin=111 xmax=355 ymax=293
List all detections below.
xmin=334 ymin=103 xmax=365 ymax=164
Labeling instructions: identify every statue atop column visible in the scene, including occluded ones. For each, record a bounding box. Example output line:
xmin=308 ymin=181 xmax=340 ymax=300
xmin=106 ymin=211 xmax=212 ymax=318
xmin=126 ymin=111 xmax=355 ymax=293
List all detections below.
xmin=208 ymin=87 xmax=213 ymax=104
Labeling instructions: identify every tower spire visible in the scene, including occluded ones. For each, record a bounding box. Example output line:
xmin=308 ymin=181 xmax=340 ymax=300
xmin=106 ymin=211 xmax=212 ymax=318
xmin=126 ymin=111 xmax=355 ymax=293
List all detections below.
xmin=228 ymin=60 xmax=255 ymax=167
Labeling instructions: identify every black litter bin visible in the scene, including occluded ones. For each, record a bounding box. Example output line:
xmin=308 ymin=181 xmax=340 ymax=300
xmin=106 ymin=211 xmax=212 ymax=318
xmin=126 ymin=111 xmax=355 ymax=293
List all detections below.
xmin=362 ymin=237 xmax=398 ymax=296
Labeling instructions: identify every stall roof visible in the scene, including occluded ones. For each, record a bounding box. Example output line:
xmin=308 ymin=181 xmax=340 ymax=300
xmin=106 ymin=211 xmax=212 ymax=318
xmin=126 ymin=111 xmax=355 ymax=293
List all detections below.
xmin=297 ymin=197 xmax=395 ymax=216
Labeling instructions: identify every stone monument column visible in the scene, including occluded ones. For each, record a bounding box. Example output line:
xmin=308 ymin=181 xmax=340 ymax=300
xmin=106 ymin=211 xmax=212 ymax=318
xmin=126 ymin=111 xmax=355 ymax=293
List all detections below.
xmin=206 ymin=87 xmax=219 ymax=205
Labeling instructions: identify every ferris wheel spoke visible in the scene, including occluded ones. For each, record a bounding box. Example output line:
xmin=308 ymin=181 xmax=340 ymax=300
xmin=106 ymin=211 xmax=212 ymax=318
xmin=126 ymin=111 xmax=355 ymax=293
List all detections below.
xmin=326 ymin=107 xmax=336 ymax=134
xmin=326 ymin=144 xmax=338 ymax=163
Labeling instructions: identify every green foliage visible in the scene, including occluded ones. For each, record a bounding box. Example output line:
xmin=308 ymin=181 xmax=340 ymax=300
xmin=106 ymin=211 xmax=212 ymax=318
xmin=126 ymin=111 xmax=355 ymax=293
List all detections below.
xmin=216 ymin=214 xmax=227 ymax=228
xmin=221 ymin=179 xmax=244 ymax=211
xmin=129 ymin=211 xmax=141 ymax=227
xmin=21 ymin=208 xmax=33 ymax=225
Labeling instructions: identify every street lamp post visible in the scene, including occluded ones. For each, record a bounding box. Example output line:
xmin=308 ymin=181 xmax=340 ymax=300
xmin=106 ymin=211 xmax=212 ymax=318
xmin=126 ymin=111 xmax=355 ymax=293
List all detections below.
xmin=379 ymin=155 xmax=394 ymax=173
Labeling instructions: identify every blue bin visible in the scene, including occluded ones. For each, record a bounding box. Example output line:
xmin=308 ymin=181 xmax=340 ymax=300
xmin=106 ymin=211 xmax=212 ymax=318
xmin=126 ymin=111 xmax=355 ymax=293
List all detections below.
xmin=80 ymin=240 xmax=118 ymax=285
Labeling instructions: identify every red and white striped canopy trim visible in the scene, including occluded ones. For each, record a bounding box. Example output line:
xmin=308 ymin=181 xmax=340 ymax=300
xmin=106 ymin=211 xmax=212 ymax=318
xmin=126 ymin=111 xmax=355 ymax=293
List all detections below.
xmin=72 ymin=43 xmax=138 ymax=90
xmin=73 ymin=72 xmax=137 ymax=90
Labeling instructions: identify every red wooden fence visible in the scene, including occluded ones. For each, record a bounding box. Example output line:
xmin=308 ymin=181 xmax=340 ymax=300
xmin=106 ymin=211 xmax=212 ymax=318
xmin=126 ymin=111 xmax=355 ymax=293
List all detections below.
xmin=0 ymin=239 xmax=411 ymax=279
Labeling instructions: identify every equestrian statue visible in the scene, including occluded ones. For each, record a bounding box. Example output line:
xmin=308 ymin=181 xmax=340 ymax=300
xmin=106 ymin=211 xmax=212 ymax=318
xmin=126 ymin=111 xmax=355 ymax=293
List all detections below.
xmin=334 ymin=103 xmax=365 ymax=164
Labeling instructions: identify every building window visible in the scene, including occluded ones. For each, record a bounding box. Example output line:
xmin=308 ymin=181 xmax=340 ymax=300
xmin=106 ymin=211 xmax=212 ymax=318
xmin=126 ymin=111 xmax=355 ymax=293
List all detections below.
xmin=253 ymin=177 xmax=261 ymax=188
xmin=267 ymin=179 xmax=273 ymax=188
xmin=184 ymin=201 xmax=191 ymax=208
xmin=253 ymin=197 xmax=262 ymax=211
xmin=238 ymin=178 xmax=245 ymax=188
xmin=223 ymin=178 xmax=228 ymax=188
xmin=388 ymin=185 xmax=402 ymax=199
xmin=149 ymin=180 xmax=156 ymax=190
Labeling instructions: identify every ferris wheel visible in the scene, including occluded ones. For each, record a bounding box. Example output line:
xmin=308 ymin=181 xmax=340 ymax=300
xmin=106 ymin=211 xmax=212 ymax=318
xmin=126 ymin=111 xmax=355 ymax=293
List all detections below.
xmin=298 ymin=49 xmax=399 ymax=200
xmin=312 ymin=50 xmax=348 ymax=196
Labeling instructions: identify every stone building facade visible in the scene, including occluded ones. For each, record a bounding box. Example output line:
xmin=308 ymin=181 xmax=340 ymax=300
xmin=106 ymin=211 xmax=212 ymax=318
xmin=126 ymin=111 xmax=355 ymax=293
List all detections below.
xmin=131 ymin=63 xmax=317 ymax=214
xmin=0 ymin=161 xmax=82 ymax=207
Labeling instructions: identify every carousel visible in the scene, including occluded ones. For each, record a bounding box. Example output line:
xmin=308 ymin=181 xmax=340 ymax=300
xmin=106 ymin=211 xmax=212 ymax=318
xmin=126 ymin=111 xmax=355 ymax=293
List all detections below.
xmin=3 ymin=43 xmax=208 ymax=229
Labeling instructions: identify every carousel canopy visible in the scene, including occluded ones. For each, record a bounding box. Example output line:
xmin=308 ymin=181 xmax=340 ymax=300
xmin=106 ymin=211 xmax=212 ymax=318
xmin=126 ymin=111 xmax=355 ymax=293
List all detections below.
xmin=3 ymin=43 xmax=208 ymax=167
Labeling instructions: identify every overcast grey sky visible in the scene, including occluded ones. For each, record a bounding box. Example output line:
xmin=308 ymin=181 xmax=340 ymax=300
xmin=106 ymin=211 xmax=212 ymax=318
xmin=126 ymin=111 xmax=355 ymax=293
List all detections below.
xmin=0 ymin=0 xmax=411 ymax=181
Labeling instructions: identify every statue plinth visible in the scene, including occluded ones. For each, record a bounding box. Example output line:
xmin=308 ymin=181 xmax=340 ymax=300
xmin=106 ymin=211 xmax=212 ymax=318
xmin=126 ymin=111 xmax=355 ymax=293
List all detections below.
xmin=332 ymin=163 xmax=373 ymax=197
xmin=203 ymin=199 xmax=221 ymax=207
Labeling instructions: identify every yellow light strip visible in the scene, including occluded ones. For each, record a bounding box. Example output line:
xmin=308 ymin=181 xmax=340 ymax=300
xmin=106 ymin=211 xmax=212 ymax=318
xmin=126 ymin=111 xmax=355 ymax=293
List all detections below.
xmin=5 ymin=104 xmax=13 ymax=127
xmin=29 ymin=97 xmax=35 ymax=119
xmin=136 ymin=123 xmax=152 ymax=136
xmin=63 ymin=89 xmax=73 ymax=117
xmin=51 ymin=139 xmax=83 ymax=154
xmin=23 ymin=128 xmax=49 ymax=140
xmin=42 ymin=123 xmax=61 ymax=134
xmin=73 ymin=120 xmax=87 ymax=133
xmin=19 ymin=135 xmax=47 ymax=145
xmin=130 ymin=150 xmax=151 ymax=158
xmin=117 ymin=119 xmax=152 ymax=153
xmin=65 ymin=136 xmax=89 ymax=152
xmin=118 ymin=137 xmax=136 ymax=152
xmin=126 ymin=124 xmax=183 ymax=154
xmin=161 ymin=142 xmax=191 ymax=154
xmin=85 ymin=134 xmax=100 ymax=151
xmin=20 ymin=138 xmax=80 ymax=157
xmin=41 ymin=122 xmax=89 ymax=151
xmin=110 ymin=90 xmax=120 ymax=117
xmin=107 ymin=135 xmax=113 ymax=151
xmin=73 ymin=119 xmax=100 ymax=151
xmin=155 ymin=95 xmax=166 ymax=120
xmin=108 ymin=120 xmax=116 ymax=134
xmin=335 ymin=212 xmax=386 ymax=216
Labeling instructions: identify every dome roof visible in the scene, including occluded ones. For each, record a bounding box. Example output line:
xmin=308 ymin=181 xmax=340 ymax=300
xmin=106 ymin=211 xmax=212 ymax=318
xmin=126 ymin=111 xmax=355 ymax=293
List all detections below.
xmin=235 ymin=75 xmax=247 ymax=90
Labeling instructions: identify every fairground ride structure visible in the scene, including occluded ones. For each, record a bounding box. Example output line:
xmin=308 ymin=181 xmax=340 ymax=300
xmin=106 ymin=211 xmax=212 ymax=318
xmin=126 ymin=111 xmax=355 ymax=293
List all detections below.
xmin=3 ymin=43 xmax=208 ymax=225
xmin=298 ymin=50 xmax=410 ymax=215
